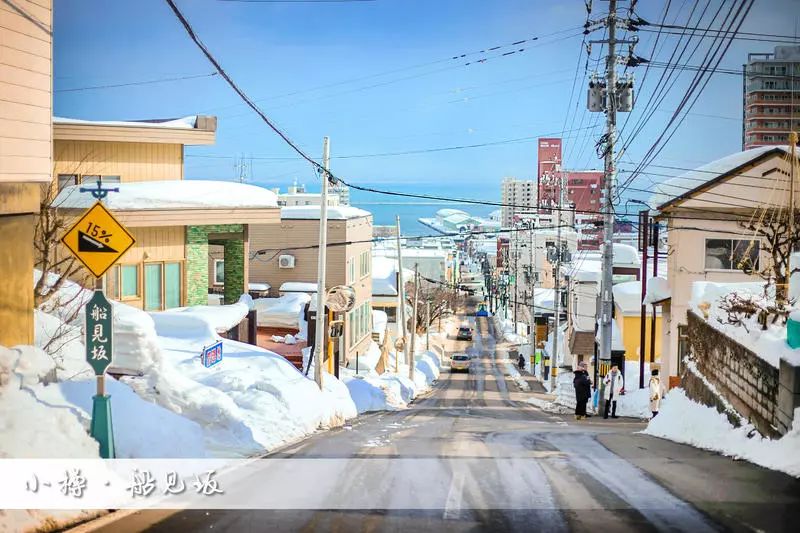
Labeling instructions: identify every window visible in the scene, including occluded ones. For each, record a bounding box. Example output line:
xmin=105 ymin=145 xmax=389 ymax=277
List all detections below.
xmin=57 ymin=174 xmax=78 ymax=190
xmin=121 ymin=265 xmax=139 ymax=298
xmin=144 ymin=264 xmax=163 ymax=311
xmin=214 ymin=259 xmax=225 ymax=285
xmin=144 ymin=262 xmax=183 ymax=311
xmin=704 ymin=238 xmax=760 ymax=270
xmin=348 ymin=301 xmax=372 ymax=346
xmin=106 ymin=264 xmax=139 ymax=299
xmin=359 ymin=250 xmax=370 ymax=278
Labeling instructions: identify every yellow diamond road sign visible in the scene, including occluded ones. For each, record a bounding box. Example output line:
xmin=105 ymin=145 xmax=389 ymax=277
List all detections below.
xmin=61 ymin=201 xmax=136 ymax=278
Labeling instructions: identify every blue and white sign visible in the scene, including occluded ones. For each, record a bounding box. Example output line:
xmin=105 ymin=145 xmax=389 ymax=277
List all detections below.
xmin=201 ymin=341 xmax=223 ymax=368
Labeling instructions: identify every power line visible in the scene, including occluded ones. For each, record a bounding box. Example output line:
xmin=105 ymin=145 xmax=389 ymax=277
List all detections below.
xmin=55 ymin=72 xmax=218 ymax=93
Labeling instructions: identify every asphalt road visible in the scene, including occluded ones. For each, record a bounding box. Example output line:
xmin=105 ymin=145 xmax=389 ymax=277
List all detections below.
xmin=86 ymin=314 xmax=800 ymax=533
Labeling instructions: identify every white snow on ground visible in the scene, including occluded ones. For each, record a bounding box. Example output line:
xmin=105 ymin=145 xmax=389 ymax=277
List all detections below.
xmin=504 ymin=362 xmax=530 ymax=392
xmin=644 ymin=389 xmax=800 ymax=477
xmin=690 ymin=281 xmax=800 ymax=367
xmin=253 ymin=293 xmax=310 ymax=328
xmin=340 ymin=344 xmax=440 ymax=414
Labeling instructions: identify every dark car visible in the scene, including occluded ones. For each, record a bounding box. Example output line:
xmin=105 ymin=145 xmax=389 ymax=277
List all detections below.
xmin=456 ymin=327 xmax=473 ymax=341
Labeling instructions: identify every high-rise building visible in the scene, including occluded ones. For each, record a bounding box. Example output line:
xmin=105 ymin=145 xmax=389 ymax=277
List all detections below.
xmin=743 ymin=45 xmax=800 ymax=150
xmin=500 ymin=177 xmax=537 ymax=227
xmin=537 ymin=138 xmax=563 ymax=208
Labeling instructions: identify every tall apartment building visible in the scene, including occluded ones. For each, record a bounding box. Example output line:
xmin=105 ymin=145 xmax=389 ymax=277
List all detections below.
xmin=537 ymin=138 xmax=563 ymax=207
xmin=743 ymin=45 xmax=800 ymax=150
xmin=500 ymin=177 xmax=537 ymax=227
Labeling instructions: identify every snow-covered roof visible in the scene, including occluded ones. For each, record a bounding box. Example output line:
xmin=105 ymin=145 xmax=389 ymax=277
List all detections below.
xmin=652 ymin=146 xmax=797 ymax=209
xmin=53 ymin=116 xmax=198 ymax=129
xmin=280 ymin=205 xmax=371 ymax=220
xmin=596 ymin=243 xmax=641 ymax=268
xmin=279 ymin=282 xmax=318 ymax=293
xmin=54 ymin=180 xmax=279 ymax=210
xmin=612 ymin=281 xmax=643 ymax=314
xmin=443 ymin=212 xmax=473 ymax=224
xmin=436 ymin=208 xmax=468 ymax=218
xmin=371 ymin=256 xmax=414 ymax=296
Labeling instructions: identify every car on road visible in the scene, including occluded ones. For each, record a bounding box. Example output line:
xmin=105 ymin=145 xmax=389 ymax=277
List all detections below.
xmin=475 ymin=303 xmax=489 ymax=317
xmin=450 ymin=353 xmax=470 ymax=372
xmin=456 ymin=326 xmax=473 ymax=341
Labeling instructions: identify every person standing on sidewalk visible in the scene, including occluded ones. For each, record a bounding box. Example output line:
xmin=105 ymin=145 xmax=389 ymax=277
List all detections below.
xmin=649 ymin=368 xmax=665 ymax=418
xmin=573 ymin=362 xmax=592 ymax=420
xmin=603 ymin=365 xmax=624 ymax=419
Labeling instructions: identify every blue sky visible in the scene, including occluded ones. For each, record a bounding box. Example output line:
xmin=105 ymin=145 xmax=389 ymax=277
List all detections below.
xmin=54 ymin=0 xmax=800 ymax=206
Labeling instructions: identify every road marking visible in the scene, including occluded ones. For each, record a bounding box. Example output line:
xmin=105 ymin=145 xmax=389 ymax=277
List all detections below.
xmin=442 ymin=469 xmax=466 ymax=519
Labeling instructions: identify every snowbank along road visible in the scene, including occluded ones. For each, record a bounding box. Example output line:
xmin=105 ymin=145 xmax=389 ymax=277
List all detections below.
xmin=83 ymin=305 xmax=800 ymax=533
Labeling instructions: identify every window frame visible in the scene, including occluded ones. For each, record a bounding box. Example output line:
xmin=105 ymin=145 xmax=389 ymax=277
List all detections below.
xmin=703 ymin=237 xmax=760 ymax=272
xmin=143 ymin=261 xmax=185 ymax=311
xmin=213 ymin=259 xmax=225 ymax=286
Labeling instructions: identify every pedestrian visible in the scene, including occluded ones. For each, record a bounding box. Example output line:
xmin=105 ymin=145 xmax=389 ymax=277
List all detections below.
xmin=603 ymin=365 xmax=624 ymax=419
xmin=573 ymin=362 xmax=592 ymax=420
xmin=518 ymin=352 xmax=525 ymax=372
xmin=649 ymin=368 xmax=665 ymax=418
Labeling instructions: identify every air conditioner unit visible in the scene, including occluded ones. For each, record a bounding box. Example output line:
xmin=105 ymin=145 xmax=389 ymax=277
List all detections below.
xmin=278 ymin=255 xmax=296 ymax=269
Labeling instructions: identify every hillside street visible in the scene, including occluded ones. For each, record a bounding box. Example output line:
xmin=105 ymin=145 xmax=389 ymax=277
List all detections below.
xmin=86 ymin=308 xmax=800 ymax=533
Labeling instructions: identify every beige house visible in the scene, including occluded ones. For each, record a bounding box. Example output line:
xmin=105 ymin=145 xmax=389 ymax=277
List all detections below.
xmin=654 ymin=146 xmax=795 ymax=381
xmin=244 ymin=205 xmax=374 ymax=362
xmin=0 ymin=0 xmax=53 ymax=346
xmin=52 ymin=116 xmax=280 ymax=309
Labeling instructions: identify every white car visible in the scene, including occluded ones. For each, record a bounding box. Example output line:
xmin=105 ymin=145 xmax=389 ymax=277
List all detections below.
xmin=450 ymin=353 xmax=470 ymax=372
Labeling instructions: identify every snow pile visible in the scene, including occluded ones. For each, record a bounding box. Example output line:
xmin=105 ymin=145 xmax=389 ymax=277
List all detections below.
xmin=136 ymin=328 xmax=356 ymax=456
xmin=0 ymin=345 xmax=98 ymax=459
xmin=689 ymin=281 xmax=800 ymax=368
xmin=372 ymin=309 xmax=388 ymax=343
xmin=504 ymin=362 xmax=530 ymax=392
xmin=644 ymin=389 xmax=800 ymax=477
xmin=154 ymin=294 xmax=253 ymax=334
xmin=346 ymin=341 xmax=383 ymax=374
xmin=253 ymin=293 xmax=311 ymax=329
xmin=643 ymin=276 xmax=670 ymax=305
xmin=342 ymin=373 xmax=407 ymax=413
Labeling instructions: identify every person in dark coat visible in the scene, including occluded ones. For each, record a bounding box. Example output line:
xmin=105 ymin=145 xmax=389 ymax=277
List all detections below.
xmin=573 ymin=362 xmax=592 ymax=420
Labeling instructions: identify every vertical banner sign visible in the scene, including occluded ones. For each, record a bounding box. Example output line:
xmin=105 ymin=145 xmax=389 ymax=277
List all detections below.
xmin=201 ymin=341 xmax=223 ymax=368
xmin=85 ymin=290 xmax=113 ymax=375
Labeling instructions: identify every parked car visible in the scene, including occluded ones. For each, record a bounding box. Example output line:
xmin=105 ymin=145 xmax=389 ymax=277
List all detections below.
xmin=450 ymin=353 xmax=470 ymax=372
xmin=456 ymin=326 xmax=473 ymax=341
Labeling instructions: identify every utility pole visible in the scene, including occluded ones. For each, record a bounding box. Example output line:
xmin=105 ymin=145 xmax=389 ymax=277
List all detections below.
xmin=395 ymin=216 xmax=409 ymax=367
xmin=638 ymin=209 xmax=649 ymax=389
xmin=513 ymin=223 xmax=519 ymax=327
xmin=313 ymin=136 xmax=330 ymax=390
xmin=528 ymin=221 xmax=537 ymax=368
xmin=409 ymin=264 xmax=420 ymax=380
xmin=553 ymin=173 xmax=564 ymax=368
xmin=426 ymin=300 xmax=431 ymax=352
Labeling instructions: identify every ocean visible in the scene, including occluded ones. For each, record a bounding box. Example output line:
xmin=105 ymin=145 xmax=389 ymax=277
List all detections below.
xmin=348 ymin=182 xmax=499 ymax=236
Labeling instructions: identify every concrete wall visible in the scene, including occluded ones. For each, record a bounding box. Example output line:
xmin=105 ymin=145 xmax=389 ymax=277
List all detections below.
xmin=686 ymin=311 xmax=783 ymax=437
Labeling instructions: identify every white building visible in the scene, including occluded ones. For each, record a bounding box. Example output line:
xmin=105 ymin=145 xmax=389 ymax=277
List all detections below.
xmin=501 ymin=177 xmax=537 ymax=228
xmin=276 ymin=191 xmax=340 ymax=207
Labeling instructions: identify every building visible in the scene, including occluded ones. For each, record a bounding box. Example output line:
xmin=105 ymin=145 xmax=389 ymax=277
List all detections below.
xmin=52 ymin=116 xmax=281 ymax=309
xmin=276 ymin=191 xmax=340 ymax=207
xmin=0 ymin=0 xmax=53 ymax=346
xmin=246 ymin=205 xmax=374 ymax=363
xmin=371 ymin=256 xmax=413 ymax=324
xmin=500 ymin=177 xmax=537 ymax=227
xmin=652 ymin=146 xmax=795 ymax=380
xmin=537 ymin=138 xmax=562 ymax=208
xmin=743 ymin=46 xmax=800 ymax=150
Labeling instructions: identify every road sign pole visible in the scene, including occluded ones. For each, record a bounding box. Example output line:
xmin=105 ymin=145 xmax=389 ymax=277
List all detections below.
xmin=87 ymin=279 xmax=115 ymax=458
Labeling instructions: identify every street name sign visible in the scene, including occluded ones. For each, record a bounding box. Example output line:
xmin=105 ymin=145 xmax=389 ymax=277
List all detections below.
xmin=61 ymin=201 xmax=135 ymax=278
xmin=85 ymin=290 xmax=113 ymax=376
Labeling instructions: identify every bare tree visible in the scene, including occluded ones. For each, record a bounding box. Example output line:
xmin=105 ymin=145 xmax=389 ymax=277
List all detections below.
xmin=33 ymin=179 xmax=91 ymax=360
xmin=738 ymin=208 xmax=800 ymax=309
xmin=406 ymin=279 xmax=460 ymax=333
